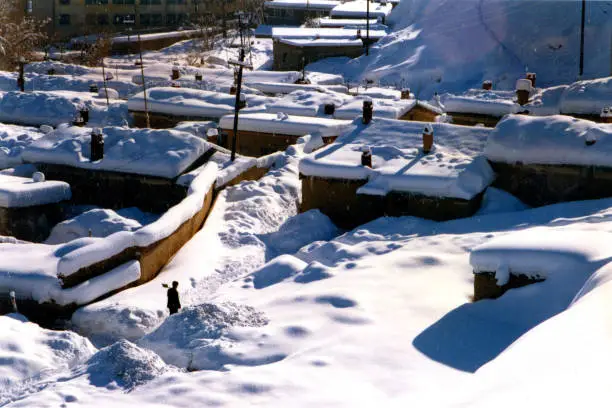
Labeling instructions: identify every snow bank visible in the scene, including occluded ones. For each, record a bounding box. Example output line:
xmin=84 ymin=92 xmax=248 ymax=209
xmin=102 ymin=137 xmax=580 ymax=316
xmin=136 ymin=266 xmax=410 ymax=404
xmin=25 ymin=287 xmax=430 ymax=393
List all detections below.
xmin=560 ymin=76 xmax=612 ymax=115
xmin=0 ymin=174 xmax=71 ymax=207
xmin=279 ymin=38 xmax=364 ymax=48
xmin=265 ymin=0 xmax=339 ymax=9
xmin=59 ymin=260 xmax=141 ymax=306
xmin=300 ymin=118 xmax=494 ymax=199
xmin=271 ymin=27 xmax=387 ymax=40
xmin=219 ymin=112 xmax=352 ymax=137
xmin=0 ymin=124 xmax=44 ymax=169
xmin=45 ymin=208 xmax=154 ymax=245
xmin=443 ymin=91 xmax=520 ymax=117
xmin=127 ymin=87 xmax=269 ymax=118
xmin=330 ymin=1 xmax=393 ymax=19
xmin=0 ymin=314 xmax=95 ymax=395
xmin=485 ymin=114 xmax=612 ymax=167
xmin=247 ymin=81 xmax=349 ymax=95
xmin=23 ymin=125 xmax=210 ymax=179
xmin=313 ymin=0 xmax=612 ymax=99
xmin=138 ymin=303 xmax=269 ymax=371
xmin=266 ymin=90 xmax=353 ymax=117
xmin=470 ymin=228 xmax=612 ymax=284
xmin=0 ymin=91 xmax=83 ymax=126
xmin=84 ymin=339 xmax=170 ymax=390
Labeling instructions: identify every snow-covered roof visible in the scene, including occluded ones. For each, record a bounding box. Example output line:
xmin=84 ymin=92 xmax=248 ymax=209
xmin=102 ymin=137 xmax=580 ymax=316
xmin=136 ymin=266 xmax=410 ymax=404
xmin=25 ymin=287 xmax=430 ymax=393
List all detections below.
xmin=271 ymin=27 xmax=387 ymax=40
xmin=334 ymin=97 xmax=417 ymax=119
xmin=299 ymin=118 xmax=494 ymax=199
xmin=560 ymin=76 xmax=612 ymax=115
xmin=442 ymin=90 xmax=520 ymax=117
xmin=0 ymin=174 xmax=71 ymax=208
xmin=127 ymin=87 xmax=269 ymax=119
xmin=470 ymin=227 xmax=612 ymax=283
xmin=266 ymin=90 xmax=353 ymax=117
xmin=22 ymin=126 xmax=211 ymax=179
xmin=219 ymin=113 xmax=352 ymax=137
xmin=485 ymin=114 xmax=612 ymax=167
xmin=0 ymin=91 xmax=84 ymax=127
xmin=330 ymin=1 xmax=393 ymax=18
xmin=0 ymin=124 xmax=44 ymax=169
xmin=279 ymin=38 xmax=364 ymax=47
xmin=247 ymin=81 xmax=349 ymax=95
xmin=264 ymin=0 xmax=340 ymax=10
xmin=315 ymin=17 xmax=380 ymax=27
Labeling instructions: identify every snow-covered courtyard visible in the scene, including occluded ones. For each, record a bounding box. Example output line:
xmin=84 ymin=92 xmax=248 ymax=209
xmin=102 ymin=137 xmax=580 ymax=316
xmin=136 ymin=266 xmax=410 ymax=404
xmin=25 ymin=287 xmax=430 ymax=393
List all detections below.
xmin=2 ymin=0 xmax=612 ymax=406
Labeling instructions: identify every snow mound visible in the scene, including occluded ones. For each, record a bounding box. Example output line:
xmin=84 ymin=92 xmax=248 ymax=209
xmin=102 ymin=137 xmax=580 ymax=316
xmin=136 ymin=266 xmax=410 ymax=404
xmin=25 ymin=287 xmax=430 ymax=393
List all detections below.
xmin=0 ymin=314 xmax=95 ymax=397
xmin=259 ymin=210 xmax=340 ymax=257
xmin=476 ymin=187 xmax=529 ymax=215
xmin=485 ymin=114 xmax=612 ymax=167
xmin=85 ymin=339 xmax=170 ymax=390
xmin=138 ymin=303 xmax=269 ymax=371
xmin=45 ymin=208 xmax=150 ymax=245
xmin=311 ymin=0 xmax=612 ymax=98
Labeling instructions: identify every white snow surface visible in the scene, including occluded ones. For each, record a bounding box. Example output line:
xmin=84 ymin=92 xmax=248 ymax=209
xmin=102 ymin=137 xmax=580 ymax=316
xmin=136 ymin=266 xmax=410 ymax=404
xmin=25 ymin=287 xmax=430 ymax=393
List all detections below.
xmin=560 ymin=76 xmax=612 ymax=115
xmin=300 ymin=118 xmax=494 ymax=199
xmin=330 ymin=1 xmax=394 ymax=19
xmin=127 ymin=87 xmax=270 ymax=118
xmin=22 ymin=125 xmax=211 ymax=179
xmin=310 ymin=0 xmax=612 ymax=99
xmin=270 ymin=27 xmax=387 ymax=40
xmin=0 ymin=174 xmax=71 ymax=207
xmin=264 ymin=0 xmax=340 ymax=9
xmin=0 ymin=124 xmax=45 ymax=169
xmin=219 ymin=112 xmax=352 ymax=137
xmin=485 ymin=114 xmax=612 ymax=167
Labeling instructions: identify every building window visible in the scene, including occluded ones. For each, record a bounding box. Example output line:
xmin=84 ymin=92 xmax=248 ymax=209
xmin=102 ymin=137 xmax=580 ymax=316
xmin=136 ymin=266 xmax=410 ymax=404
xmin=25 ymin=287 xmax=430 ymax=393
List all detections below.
xmin=167 ymin=0 xmax=187 ymax=4
xmin=97 ymin=14 xmax=110 ymax=25
xmin=166 ymin=13 xmax=177 ymax=25
xmin=58 ymin=14 xmax=71 ymax=25
xmin=59 ymin=0 xmax=71 ymax=5
xmin=114 ymin=14 xmax=136 ymax=24
xmin=85 ymin=0 xmax=109 ymax=4
xmin=140 ymin=0 xmax=162 ymax=4
xmin=112 ymin=0 xmax=135 ymax=4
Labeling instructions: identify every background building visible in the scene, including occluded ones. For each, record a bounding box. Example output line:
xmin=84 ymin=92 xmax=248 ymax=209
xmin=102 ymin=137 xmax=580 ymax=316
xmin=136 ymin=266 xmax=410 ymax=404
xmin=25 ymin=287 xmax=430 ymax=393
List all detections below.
xmin=23 ymin=0 xmax=239 ymax=39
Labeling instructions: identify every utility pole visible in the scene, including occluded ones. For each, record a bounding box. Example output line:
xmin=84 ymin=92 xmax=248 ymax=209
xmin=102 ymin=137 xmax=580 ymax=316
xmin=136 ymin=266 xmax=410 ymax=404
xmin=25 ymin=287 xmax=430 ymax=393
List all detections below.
xmin=365 ymin=1 xmax=370 ymax=56
xmin=100 ymin=56 xmax=110 ymax=107
xmin=137 ymin=33 xmax=150 ymax=128
xmin=579 ymin=0 xmax=586 ymax=78
xmin=228 ymin=48 xmax=253 ymax=161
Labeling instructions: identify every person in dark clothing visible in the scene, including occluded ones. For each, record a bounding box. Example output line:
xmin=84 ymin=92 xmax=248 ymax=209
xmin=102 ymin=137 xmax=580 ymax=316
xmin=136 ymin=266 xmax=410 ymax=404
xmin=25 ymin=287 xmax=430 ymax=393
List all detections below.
xmin=167 ymin=281 xmax=181 ymax=315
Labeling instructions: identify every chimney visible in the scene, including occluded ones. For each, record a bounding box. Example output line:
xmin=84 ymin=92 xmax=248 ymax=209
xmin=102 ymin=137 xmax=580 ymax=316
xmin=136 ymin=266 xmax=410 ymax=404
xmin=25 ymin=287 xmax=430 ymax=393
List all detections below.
xmin=79 ymin=105 xmax=89 ymax=124
xmin=362 ymin=100 xmax=373 ymax=124
xmin=423 ymin=124 xmax=434 ymax=154
xmin=195 ymin=71 xmax=202 ymax=81
xmin=601 ymin=107 xmax=612 ymax=124
xmin=401 ymin=88 xmax=411 ymax=99
xmin=323 ymin=103 xmax=335 ymax=115
xmin=482 ymin=80 xmax=492 ymax=90
xmin=90 ymin=128 xmax=104 ymax=162
xmin=515 ymin=79 xmax=532 ymax=106
xmin=238 ymin=93 xmax=247 ymax=110
xmin=171 ymin=64 xmax=180 ymax=80
xmin=526 ymin=72 xmax=536 ymax=88
xmin=361 ymin=146 xmax=372 ymax=167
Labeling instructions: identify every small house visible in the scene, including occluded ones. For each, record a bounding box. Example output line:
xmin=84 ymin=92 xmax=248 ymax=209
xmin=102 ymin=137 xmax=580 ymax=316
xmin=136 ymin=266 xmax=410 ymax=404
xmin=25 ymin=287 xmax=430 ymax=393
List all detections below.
xmin=0 ymin=173 xmax=71 ymax=242
xmin=442 ymin=90 xmax=520 ymax=127
xmin=218 ymin=112 xmax=352 ymax=156
xmin=485 ymin=114 xmax=612 ymax=207
xmin=299 ymin=118 xmax=494 ymax=229
xmin=264 ymin=0 xmax=340 ymax=25
xmin=274 ymin=38 xmax=364 ymax=71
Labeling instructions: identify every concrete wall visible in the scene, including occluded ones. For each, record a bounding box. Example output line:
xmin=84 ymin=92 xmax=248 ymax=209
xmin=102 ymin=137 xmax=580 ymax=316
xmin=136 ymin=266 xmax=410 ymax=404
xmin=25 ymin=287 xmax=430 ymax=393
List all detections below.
xmin=220 ymin=128 xmax=337 ymax=157
xmin=447 ymin=112 xmax=502 ymax=127
xmin=301 ymin=175 xmax=484 ymax=229
xmin=489 ymin=161 xmax=612 ymax=207
xmin=273 ymin=39 xmax=364 ymax=71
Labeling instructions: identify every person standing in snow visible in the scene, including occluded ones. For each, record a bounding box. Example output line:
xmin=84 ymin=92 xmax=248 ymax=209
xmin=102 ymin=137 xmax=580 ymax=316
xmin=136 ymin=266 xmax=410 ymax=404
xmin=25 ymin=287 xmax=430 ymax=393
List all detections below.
xmin=166 ymin=281 xmax=181 ymax=315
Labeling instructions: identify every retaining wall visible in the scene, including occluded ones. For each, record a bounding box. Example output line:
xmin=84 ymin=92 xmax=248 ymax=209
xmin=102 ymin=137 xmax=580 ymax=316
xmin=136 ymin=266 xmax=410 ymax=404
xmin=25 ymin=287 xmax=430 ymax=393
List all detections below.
xmin=489 ymin=161 xmax=612 ymax=207
xmin=301 ymin=175 xmax=484 ymax=229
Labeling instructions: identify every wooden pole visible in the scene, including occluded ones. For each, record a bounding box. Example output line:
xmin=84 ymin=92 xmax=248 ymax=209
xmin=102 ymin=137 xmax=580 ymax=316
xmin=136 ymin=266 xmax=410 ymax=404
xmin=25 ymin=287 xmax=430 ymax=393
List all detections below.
xmin=100 ymin=57 xmax=110 ymax=107
xmin=137 ymin=33 xmax=150 ymax=128
xmin=579 ymin=0 xmax=586 ymax=78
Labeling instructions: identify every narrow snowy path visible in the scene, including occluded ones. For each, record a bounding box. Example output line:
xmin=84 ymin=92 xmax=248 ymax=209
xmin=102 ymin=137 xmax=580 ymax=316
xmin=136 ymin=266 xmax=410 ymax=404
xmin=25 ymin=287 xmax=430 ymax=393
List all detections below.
xmin=71 ymin=144 xmax=339 ymax=345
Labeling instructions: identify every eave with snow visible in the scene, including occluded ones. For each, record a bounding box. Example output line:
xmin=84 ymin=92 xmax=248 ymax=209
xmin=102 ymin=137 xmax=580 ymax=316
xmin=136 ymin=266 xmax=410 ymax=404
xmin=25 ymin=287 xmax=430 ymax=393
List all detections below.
xmin=263 ymin=0 xmax=340 ymax=25
xmin=299 ymin=118 xmax=494 ymax=228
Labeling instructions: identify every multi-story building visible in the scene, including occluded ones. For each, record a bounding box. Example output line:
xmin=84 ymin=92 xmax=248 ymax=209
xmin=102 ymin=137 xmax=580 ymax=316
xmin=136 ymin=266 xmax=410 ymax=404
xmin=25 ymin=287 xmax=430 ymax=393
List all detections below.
xmin=23 ymin=0 xmax=232 ymax=39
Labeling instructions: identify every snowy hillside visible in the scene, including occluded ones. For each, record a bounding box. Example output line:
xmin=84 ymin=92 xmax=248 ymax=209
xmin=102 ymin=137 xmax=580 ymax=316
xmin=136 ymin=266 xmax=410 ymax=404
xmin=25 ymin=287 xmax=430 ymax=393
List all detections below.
xmin=310 ymin=0 xmax=612 ymax=97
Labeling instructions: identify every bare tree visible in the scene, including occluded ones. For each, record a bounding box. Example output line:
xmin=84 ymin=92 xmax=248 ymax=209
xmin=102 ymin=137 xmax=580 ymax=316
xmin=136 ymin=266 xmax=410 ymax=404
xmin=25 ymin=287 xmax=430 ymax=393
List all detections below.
xmin=0 ymin=0 xmax=48 ymax=70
